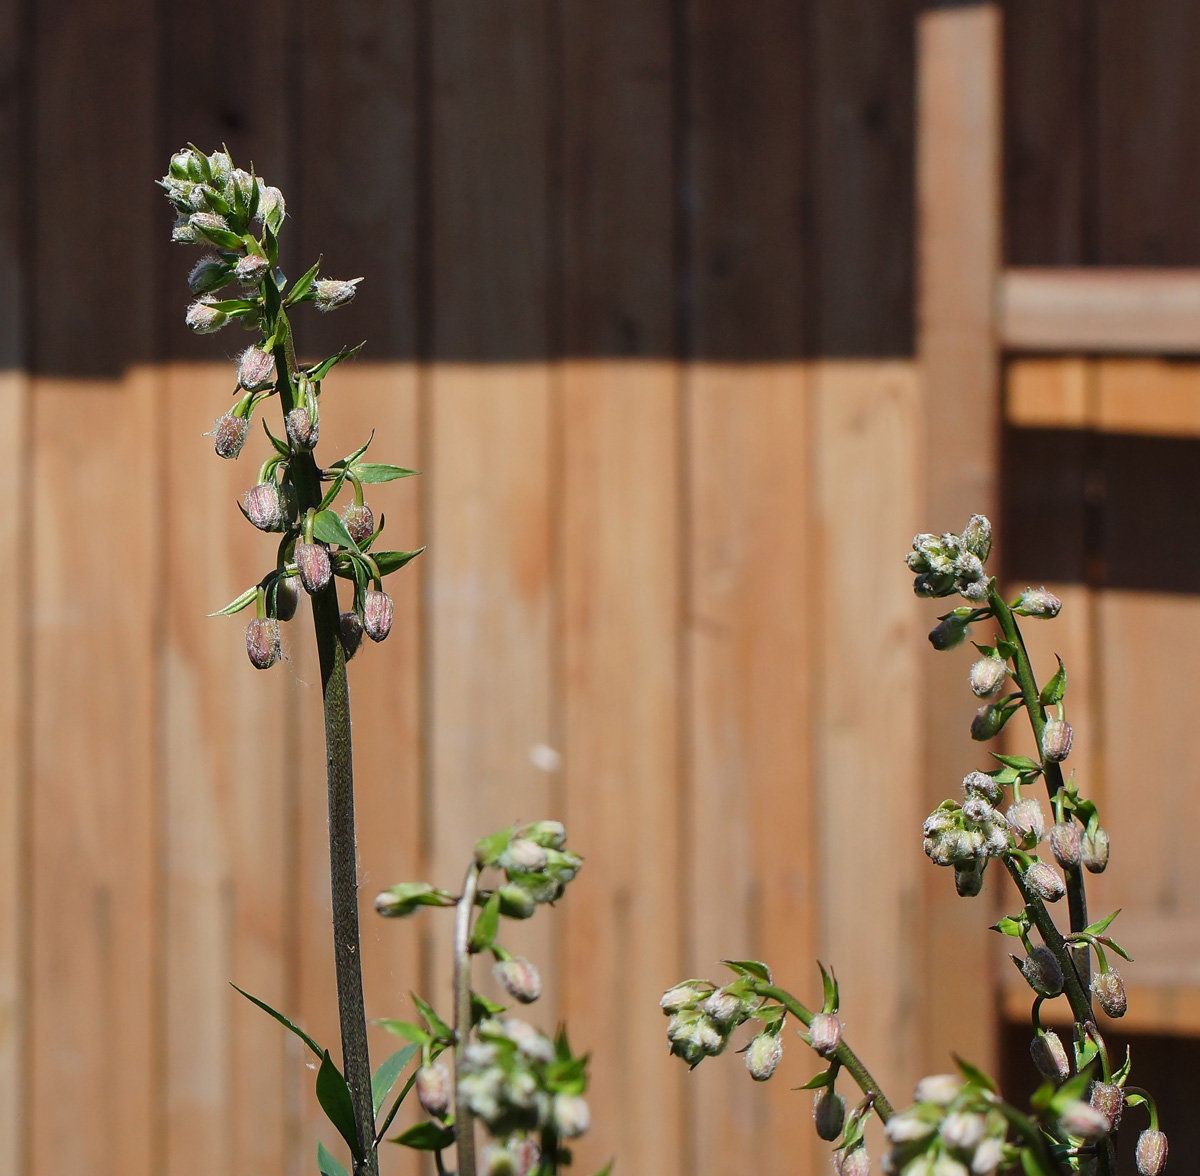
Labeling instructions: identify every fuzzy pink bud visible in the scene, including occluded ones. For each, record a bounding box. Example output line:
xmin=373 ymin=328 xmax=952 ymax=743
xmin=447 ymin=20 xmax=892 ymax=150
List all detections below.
xmin=342 ymin=500 xmax=375 ymax=545
xmin=1030 ymin=1031 xmax=1070 ymax=1081
xmin=295 ymin=542 xmax=332 ymax=594
xmin=245 ymin=482 xmax=285 ymax=531
xmin=245 ymin=618 xmax=281 ymax=670
xmin=211 ymin=411 xmax=250 ymax=459
xmin=339 ymin=611 xmax=364 ymax=661
xmin=363 ymin=588 xmax=393 ymax=642
xmin=415 ymin=1064 xmax=450 ymax=1118
xmin=1017 ymin=945 xmax=1063 ymax=997
xmin=237 ymin=347 xmax=276 ymax=392
xmin=1015 ymin=587 xmax=1062 ymax=618
xmin=313 ymin=277 xmax=362 ymax=312
xmin=234 ymin=253 xmax=269 ymax=284
xmin=1041 ymin=717 xmax=1073 ymax=762
xmin=1090 ymin=1082 xmax=1124 ymax=1131
xmin=1092 ymin=970 xmax=1127 ymax=1018
xmin=1024 ymin=860 xmax=1066 ymax=902
xmin=1082 ymin=826 xmax=1110 ymax=873
xmin=969 ymin=656 xmax=1006 ymax=699
xmin=835 ymin=1147 xmax=871 ymax=1176
xmin=493 ymin=956 xmax=542 ymax=1004
xmin=186 ymin=298 xmax=228 ymax=334
xmin=1136 ymin=1129 xmax=1168 ymax=1176
xmin=810 ymin=1012 xmax=842 ymax=1058
xmin=1050 ymin=821 xmax=1082 ymax=867
xmin=1058 ymin=1100 xmax=1111 ymax=1142
xmin=285 ymin=406 xmax=318 ymax=450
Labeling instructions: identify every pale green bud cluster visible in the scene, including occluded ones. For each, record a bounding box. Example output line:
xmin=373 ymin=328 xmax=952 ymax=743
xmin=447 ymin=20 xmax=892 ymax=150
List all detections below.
xmin=882 ymin=1075 xmax=1008 ymax=1176
xmin=906 ymin=514 xmax=992 ymax=603
xmin=661 ymin=975 xmax=762 ymax=1067
xmin=475 ymin=823 xmax=582 ymax=918
xmin=922 ymin=790 xmax=1011 ymax=897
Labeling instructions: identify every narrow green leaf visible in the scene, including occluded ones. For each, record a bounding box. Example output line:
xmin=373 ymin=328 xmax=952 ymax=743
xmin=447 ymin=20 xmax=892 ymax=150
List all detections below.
xmin=391 ymin=1122 xmax=456 ymax=1151
xmin=1097 ymin=936 xmax=1133 ymax=962
xmin=373 ymin=548 xmax=425 ymax=577
xmin=263 ymin=418 xmax=291 ymax=457
xmin=372 ymin=1045 xmax=418 ymax=1117
xmin=589 ymin=1164 xmax=614 ymax=1176
xmin=468 ymin=892 xmax=502 ymax=954
xmin=208 ymin=584 xmax=259 ymax=618
xmin=316 ymin=1050 xmax=363 ymax=1161
xmin=319 ymin=467 xmax=350 ymax=511
xmin=374 ymin=1019 xmax=431 ymax=1047
xmin=230 ymin=983 xmax=323 ymax=1058
xmin=313 ymin=509 xmax=360 ymax=552
xmin=818 ymin=962 xmax=838 ymax=1013
xmin=795 ymin=1069 xmax=833 ymax=1090
xmin=353 ymin=463 xmax=420 ymax=484
xmin=1083 ymin=909 xmax=1122 ymax=938
xmin=1039 ymin=655 xmax=1067 ymax=706
xmin=990 ymin=753 xmax=1042 ymax=773
xmin=195 ymin=225 xmax=246 ymax=252
xmin=317 ymin=1141 xmax=350 ymax=1176
xmin=996 ymin=639 xmax=1018 ymax=660
xmin=411 ymin=994 xmax=454 ymax=1043
xmin=284 ymin=256 xmax=323 ymax=307
xmin=475 ymin=826 xmax=514 ymax=867
xmin=990 ymin=916 xmax=1025 ymax=938
xmin=952 ymin=1055 xmax=997 ymax=1092
xmin=719 ymin=959 xmax=772 ymax=983
xmin=471 ymin=992 xmax=507 ymax=1024
xmin=307 ymin=342 xmax=366 ymax=382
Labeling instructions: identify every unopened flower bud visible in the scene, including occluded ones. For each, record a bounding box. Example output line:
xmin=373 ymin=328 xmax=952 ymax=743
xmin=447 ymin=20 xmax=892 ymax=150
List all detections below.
xmin=245 ymin=617 xmax=281 ymax=670
xmin=940 ymin=1112 xmax=986 ymax=1152
xmin=930 ymin=614 xmax=970 ymax=651
xmin=500 ymin=838 xmax=548 ymax=874
xmin=255 ymin=183 xmax=286 ymax=226
xmin=171 ymin=215 xmax=198 ymax=243
xmin=810 ymin=1012 xmax=842 ymax=1058
xmin=661 ymin=981 xmax=712 ymax=1014
xmin=970 ymin=704 xmax=1008 ymax=742
xmin=342 ymin=500 xmax=375 ymax=545
xmin=1024 ymin=861 xmax=1066 ymax=902
xmin=274 ymin=574 xmax=301 ymax=621
xmin=1041 ymin=717 xmax=1073 ymax=762
xmin=234 ymin=253 xmax=270 ymax=284
xmin=313 ymin=277 xmax=363 ymax=312
xmin=294 ymin=543 xmax=331 ymax=594
xmin=700 ymin=989 xmax=744 ymax=1027
xmin=969 ymin=656 xmax=1007 ymax=699
xmin=914 ymin=1074 xmax=962 ymax=1106
xmin=961 ymin=514 xmax=992 ymax=560
xmin=188 ymin=209 xmax=230 ymax=235
xmin=932 ymin=1158 xmax=970 ymax=1176
xmin=835 ymin=1146 xmax=871 ymax=1176
xmin=211 ymin=410 xmax=250 ymax=459
xmin=186 ymin=299 xmax=229 ymax=334
xmin=1136 ymin=1129 xmax=1168 ymax=1176
xmin=1090 ymin=1082 xmax=1124 ymax=1131
xmin=955 ymin=859 xmax=987 ymax=897
xmin=237 ymin=347 xmax=277 ymax=392
xmin=364 ymin=588 xmax=394 ymax=642
xmin=1058 ymin=1099 xmax=1111 ymax=1142
xmin=963 ymin=771 xmax=1002 ymax=805
xmin=415 ymin=1064 xmax=450 ymax=1118
xmin=813 ymin=1087 xmax=846 ymax=1141
xmin=519 ymin=820 xmax=567 ymax=849
xmin=494 ymin=956 xmax=542 ymax=1004
xmin=497 ymin=882 xmax=536 ymax=919
xmin=285 ymin=406 xmax=318 ymax=450
xmin=338 ymin=611 xmax=364 ymax=661
xmin=245 ymin=482 xmax=285 ymax=531
xmin=884 ymin=1110 xmax=936 ymax=1144
xmin=695 ymin=1014 xmax=726 ymax=1056
xmin=914 ymin=571 xmax=957 ymax=598
xmin=1006 ymin=798 xmax=1047 ymax=847
xmin=1050 ymin=821 xmax=1082 ymax=867
xmin=970 ymin=1138 xmax=1004 ymax=1176
xmin=553 ymin=1094 xmax=590 ymax=1138
xmin=188 ymin=254 xmax=231 ymax=295
xmin=1029 ymin=1030 xmax=1070 ymax=1081
xmin=1092 ymin=969 xmax=1127 ymax=1018
xmin=1018 ymin=945 xmax=1063 ymax=997
xmin=1082 ymin=826 xmax=1110 ymax=873
xmin=207 ymin=149 xmax=233 ymax=186
xmin=745 ymin=1032 xmax=782 ymax=1081
xmin=961 ymin=797 xmax=994 ymax=824
xmin=1015 ymin=587 xmax=1062 ymax=619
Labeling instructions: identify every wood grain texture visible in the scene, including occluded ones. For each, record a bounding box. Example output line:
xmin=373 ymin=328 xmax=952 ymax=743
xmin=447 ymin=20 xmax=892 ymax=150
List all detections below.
xmin=916 ymin=2 xmax=1002 ymax=1078
xmin=560 ymin=361 xmax=682 ymax=1176
xmin=1006 ymin=359 xmax=1090 ymax=429
xmin=685 ymin=364 xmax=813 ymax=1176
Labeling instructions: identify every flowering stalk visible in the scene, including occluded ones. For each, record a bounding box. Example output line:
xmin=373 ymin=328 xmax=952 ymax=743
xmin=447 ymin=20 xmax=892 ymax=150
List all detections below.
xmin=454 ymin=863 xmax=483 ymax=1176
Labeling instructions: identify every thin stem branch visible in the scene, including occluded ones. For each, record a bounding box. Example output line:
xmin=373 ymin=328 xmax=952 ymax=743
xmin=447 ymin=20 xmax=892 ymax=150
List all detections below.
xmin=753 ymin=984 xmax=894 ymax=1120
xmin=454 ymin=863 xmax=482 ymax=1176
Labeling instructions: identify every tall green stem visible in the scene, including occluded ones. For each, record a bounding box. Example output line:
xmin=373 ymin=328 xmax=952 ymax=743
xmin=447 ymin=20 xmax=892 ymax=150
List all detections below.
xmin=454 ymin=864 xmax=482 ymax=1176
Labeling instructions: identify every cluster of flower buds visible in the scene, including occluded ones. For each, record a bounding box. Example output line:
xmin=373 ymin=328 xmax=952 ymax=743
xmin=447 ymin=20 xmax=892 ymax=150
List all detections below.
xmin=882 ymin=1073 xmax=1008 ymax=1176
xmin=659 ymin=975 xmax=766 ymax=1068
xmin=475 ymin=822 xmax=583 ymax=919
xmin=480 ymin=1137 xmax=541 ymax=1176
xmin=922 ymin=773 xmax=1014 ymax=896
xmin=906 ymin=515 xmax=992 ymax=602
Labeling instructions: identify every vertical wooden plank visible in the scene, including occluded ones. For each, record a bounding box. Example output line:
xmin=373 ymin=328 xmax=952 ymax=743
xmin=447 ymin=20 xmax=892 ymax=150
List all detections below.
xmin=561 ymin=361 xmax=682 ymax=1175
xmin=686 ymin=365 xmax=814 ymax=1176
xmin=813 ymin=363 xmax=923 ymax=1143
xmin=916 ymin=2 xmax=1002 ymax=1077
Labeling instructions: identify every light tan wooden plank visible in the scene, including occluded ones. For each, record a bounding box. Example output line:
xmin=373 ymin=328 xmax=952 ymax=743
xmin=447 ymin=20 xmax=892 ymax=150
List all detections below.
xmin=685 ymin=363 xmax=813 ymax=1176
xmin=813 ymin=362 xmax=923 ymax=1133
xmin=560 ymin=361 xmax=682 ymax=1175
xmin=1095 ymin=358 xmax=1200 ymax=436
xmin=30 ymin=371 xmax=160 ymax=1176
xmin=916 ymin=2 xmax=1002 ymax=1078
xmin=1000 ymin=268 xmax=1200 ymax=354
xmin=1006 ymin=359 xmax=1090 ymax=428
xmin=290 ymin=362 xmax=424 ymax=1176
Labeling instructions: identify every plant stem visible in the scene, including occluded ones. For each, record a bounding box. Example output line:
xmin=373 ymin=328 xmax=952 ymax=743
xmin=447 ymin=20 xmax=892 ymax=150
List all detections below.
xmin=272 ymin=330 xmax=378 ymax=1176
xmin=753 ymin=984 xmax=895 ymax=1120
xmin=454 ymin=863 xmax=482 ymax=1176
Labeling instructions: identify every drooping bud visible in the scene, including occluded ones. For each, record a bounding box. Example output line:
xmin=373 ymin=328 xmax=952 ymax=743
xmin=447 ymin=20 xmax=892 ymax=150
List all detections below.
xmin=961 ymin=514 xmax=992 ymax=561
xmin=285 ymin=406 xmax=319 ymax=450
xmin=963 ymin=771 xmax=1002 ymax=805
xmin=493 ymin=956 xmax=542 ymax=1004
xmin=211 ymin=411 xmax=250 ymax=459
xmin=835 ymin=1145 xmax=871 ymax=1176
xmin=364 ymin=588 xmax=394 ymax=642
xmin=255 ymin=183 xmax=286 ymax=227
xmin=1089 ymin=1082 xmax=1124 ymax=1131
xmin=970 ymin=1138 xmax=1004 ymax=1176
xmin=970 ymin=704 xmax=1008 ymax=742
xmin=499 ymin=838 xmax=548 ymax=874
xmin=185 ymin=298 xmax=229 ymax=334
xmin=245 ymin=482 xmax=286 ymax=531
xmin=1058 ymin=1100 xmax=1111 ymax=1142
xmin=234 ymin=253 xmax=270 ymax=284
xmin=813 ymin=1087 xmax=846 ymax=1141
xmin=1041 ymin=717 xmax=1073 ymax=762
xmin=1024 ymin=861 xmax=1066 ymax=902
xmin=188 ymin=254 xmax=231 ymax=295
xmin=969 ymin=656 xmax=1007 ymax=699
xmin=1015 ymin=587 xmax=1062 ymax=619
xmin=913 ymin=1074 xmax=962 ymax=1106
xmin=884 ymin=1109 xmax=937 ymax=1144
xmin=295 ymin=543 xmax=331 ymax=595
xmin=745 ymin=1032 xmax=783 ymax=1081
xmin=1006 ymin=798 xmax=1047 ymax=848
xmin=245 ymin=618 xmax=281 ymax=669
xmin=1018 ymin=945 xmax=1063 ymax=997
xmin=1082 ymin=826 xmax=1110 ymax=873
xmin=660 ymin=980 xmax=712 ymax=1013
xmin=237 ymin=347 xmax=277 ymax=392
xmin=809 ymin=1012 xmax=842 ymax=1058
xmin=188 ymin=209 xmax=231 ymax=238
xmin=338 ymin=611 xmax=364 ymax=661
xmin=415 ymin=1063 xmax=451 ymax=1118
xmin=914 ymin=571 xmax=957 ymax=598
xmin=955 ymin=859 xmax=987 ymax=897
xmin=497 ymin=883 xmax=536 ymax=919
xmin=342 ymin=500 xmax=375 ymax=546
xmin=519 ymin=820 xmax=567 ymax=849
xmin=961 ymin=797 xmax=994 ymax=825
xmin=940 ymin=1111 xmax=986 ymax=1152
xmin=1092 ymin=970 xmax=1127 ymax=1018
xmin=1136 ymin=1130 xmax=1168 ymax=1176
xmin=929 ymin=614 xmax=970 ymax=651
xmin=700 ymin=989 xmax=744 ymax=1028
xmin=553 ymin=1094 xmax=590 ymax=1138
xmin=1050 ymin=821 xmax=1082 ymax=867
xmin=1029 ymin=1031 xmax=1070 ymax=1082
xmin=274 ymin=574 xmax=301 ymax=622
xmin=313 ymin=277 xmax=363 ymax=312
xmin=171 ymin=215 xmax=198 ymax=244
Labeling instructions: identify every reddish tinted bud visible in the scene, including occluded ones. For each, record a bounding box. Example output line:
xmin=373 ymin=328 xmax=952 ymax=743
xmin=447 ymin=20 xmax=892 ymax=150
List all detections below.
xmin=1058 ymin=1100 xmax=1111 ymax=1142
xmin=1050 ymin=821 xmax=1082 ymax=867
xmin=809 ymin=1012 xmax=842 ymax=1058
xmin=1092 ymin=970 xmax=1127 ymax=1018
xmin=1018 ymin=945 xmax=1063 ymax=997
xmin=1082 ymin=826 xmax=1110 ymax=873
xmin=342 ymin=501 xmax=375 ymax=546
xmin=1136 ymin=1129 xmax=1168 ymax=1176
xmin=237 ymin=347 xmax=276 ymax=392
xmin=313 ymin=277 xmax=362 ymax=311
xmin=1030 ymin=1031 xmax=1070 ymax=1082
xmin=971 ymin=704 xmax=1007 ymax=742
xmin=1024 ymin=861 xmax=1066 ymax=902
xmin=295 ymin=542 xmax=332 ymax=594
xmin=338 ymin=611 xmax=364 ymax=661
xmin=415 ymin=1064 xmax=450 ymax=1118
xmin=494 ymin=956 xmax=542 ymax=1004
xmin=1015 ymin=587 xmax=1063 ymax=618
xmin=234 ymin=253 xmax=269 ymax=284
xmin=1090 ymin=1082 xmax=1124 ymax=1131
xmin=186 ymin=298 xmax=228 ymax=334
xmin=245 ymin=482 xmax=285 ymax=531
xmin=245 ymin=618 xmax=281 ymax=669
xmin=969 ymin=655 xmax=1007 ymax=698
xmin=1042 ymin=717 xmax=1073 ymax=762
xmin=212 ymin=411 xmax=250 ymax=459
xmin=285 ymin=406 xmax=319 ymax=450
xmin=364 ymin=588 xmax=393 ymax=642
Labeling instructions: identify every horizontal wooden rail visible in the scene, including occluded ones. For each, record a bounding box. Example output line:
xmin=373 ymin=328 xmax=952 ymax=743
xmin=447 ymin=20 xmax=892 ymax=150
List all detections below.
xmin=999 ymin=268 xmax=1200 ymax=354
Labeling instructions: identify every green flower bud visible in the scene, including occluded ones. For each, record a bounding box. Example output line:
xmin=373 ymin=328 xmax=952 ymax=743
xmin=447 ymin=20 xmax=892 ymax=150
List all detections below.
xmin=1017 ymin=945 xmax=1063 ymax=997
xmin=929 ymin=614 xmax=971 ymax=650
xmin=245 ymin=617 xmax=281 ymax=670
xmin=813 ymin=1087 xmax=846 ymax=1141
xmin=1092 ymin=969 xmax=1126 ymax=1018
xmin=1024 ymin=860 xmax=1065 ymax=902
xmin=518 ymin=820 xmax=567 ymax=849
xmin=273 ymin=574 xmax=301 ymax=622
xmin=1014 ymin=587 xmax=1062 ymax=618
xmin=188 ymin=210 xmax=232 ymax=242
xmin=1090 ymin=1082 xmax=1124 ymax=1131
xmin=914 ymin=571 xmax=958 ymax=598
xmin=1050 ymin=821 xmax=1082 ymax=867
xmin=955 ymin=858 xmax=987 ymax=897
xmin=1041 ymin=717 xmax=1073 ymax=762
xmin=188 ymin=253 xmax=232 ymax=295
xmin=171 ymin=215 xmax=199 ymax=244
xmin=313 ymin=277 xmax=363 ymax=312
xmin=809 ymin=1012 xmax=842 ymax=1057
xmin=660 ymin=980 xmax=713 ymax=1014
xmin=970 ymin=704 xmax=1008 ymax=742
xmin=969 ymin=656 xmax=1006 ymax=699
xmin=1136 ymin=1129 xmax=1168 ymax=1176
xmin=745 ymin=1032 xmax=782 ymax=1081
xmin=1058 ymin=1099 xmax=1111 ymax=1142
xmin=1029 ymin=1030 xmax=1069 ymax=1082
xmin=497 ymin=882 xmax=537 ymax=919
xmin=255 ymin=182 xmax=286 ymax=229
xmin=961 ymin=514 xmax=992 ymax=560
xmin=1082 ymin=826 xmax=1110 ymax=873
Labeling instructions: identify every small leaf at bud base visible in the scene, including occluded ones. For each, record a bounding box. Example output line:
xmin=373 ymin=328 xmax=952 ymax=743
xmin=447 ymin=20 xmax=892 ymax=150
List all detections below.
xmin=245 ymin=482 xmax=286 ymax=531
xmin=1017 ymin=945 xmax=1063 ymax=997
xmin=186 ymin=298 xmax=228 ymax=334
xmin=1050 ymin=821 xmax=1082 ymax=867
xmin=285 ymin=406 xmax=319 ymax=450
xmin=913 ymin=1074 xmax=963 ymax=1106
xmin=1041 ymin=717 xmax=1073 ymax=762
xmin=295 ymin=543 xmax=332 ymax=594
xmin=1090 ymin=1082 xmax=1124 ymax=1131
xmin=493 ymin=957 xmax=542 ymax=1004
xmin=245 ymin=618 xmax=281 ymax=669
xmin=1014 ymin=587 xmax=1062 ymax=618
xmin=1024 ymin=861 xmax=1066 ymax=902
xmin=1136 ymin=1129 xmax=1168 ymax=1176
xmin=969 ymin=656 xmax=1007 ymax=699
xmin=1092 ymin=969 xmax=1127 ymax=1018
xmin=1058 ymin=1100 xmax=1111 ymax=1142
xmin=745 ymin=1032 xmax=782 ymax=1081
xmin=342 ymin=501 xmax=375 ymax=546
xmin=961 ymin=514 xmax=992 ymax=560
xmin=313 ymin=277 xmax=363 ymax=312
xmin=1029 ymin=1031 xmax=1070 ymax=1082
xmin=955 ymin=859 xmax=987 ymax=898
xmin=274 ymin=574 xmax=301 ymax=622
xmin=929 ymin=614 xmax=970 ymax=651
xmin=237 ymin=347 xmax=277 ymax=392
xmin=234 ymin=253 xmax=269 ymax=285
xmin=553 ymin=1094 xmax=591 ymax=1138
xmin=338 ymin=611 xmax=364 ymax=661
xmin=813 ymin=1088 xmax=846 ymax=1141
xmin=962 ymin=771 xmax=1002 ymax=805
xmin=364 ymin=588 xmax=394 ymax=642
xmin=809 ymin=1012 xmax=842 ymax=1058
xmin=211 ymin=411 xmax=250 ymax=459
xmin=415 ymin=1063 xmax=451 ymax=1118
xmin=1082 ymin=826 xmax=1110 ymax=873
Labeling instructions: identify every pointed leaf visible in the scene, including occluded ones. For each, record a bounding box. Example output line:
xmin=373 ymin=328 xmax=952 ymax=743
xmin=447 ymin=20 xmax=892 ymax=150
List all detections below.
xmin=412 ymin=994 xmax=454 ymax=1042
xmin=720 ymin=959 xmax=772 ymax=983
xmin=990 ymin=916 xmax=1025 ymax=937
xmin=589 ymin=1165 xmax=614 ymax=1176
xmin=952 ymin=1055 xmax=997 ymax=1092
xmin=796 ymin=1068 xmax=834 ymax=1090
xmin=231 ymin=983 xmax=322 ymax=1058
xmin=472 ymin=992 xmax=507 ymax=1023
xmin=391 ymin=1122 xmax=456 ymax=1151
xmin=316 ymin=1050 xmax=363 ymax=1161
xmin=374 ymin=1019 xmax=431 ymax=1047
xmin=818 ymin=962 xmax=838 ymax=1013
xmin=319 ymin=467 xmax=350 ymax=511
xmin=372 ymin=1044 xmax=418 ymax=1117
xmin=317 ymin=1141 xmax=350 ymax=1176
xmin=306 ymin=342 xmax=366 ymax=382
xmin=1096 ymin=936 xmax=1133 ymax=962
xmin=1084 ymin=909 xmax=1122 ymax=938
xmin=990 ymin=754 xmax=1041 ymax=773
xmin=284 ymin=256 xmax=322 ymax=307
xmin=209 ymin=584 xmax=259 ymax=618
xmin=353 ymin=462 xmax=420 ymax=484
xmin=313 ymin=509 xmax=360 ymax=552
xmin=1039 ymin=655 xmax=1067 ymax=706
xmin=475 ymin=826 xmax=514 ymax=867
xmin=469 ymin=891 xmax=502 ymax=954
xmin=262 ymin=418 xmax=290 ymax=457
xmin=373 ymin=548 xmax=425 ymax=577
